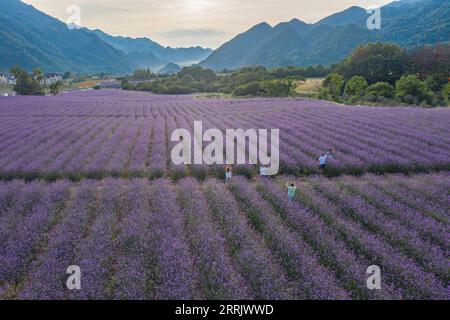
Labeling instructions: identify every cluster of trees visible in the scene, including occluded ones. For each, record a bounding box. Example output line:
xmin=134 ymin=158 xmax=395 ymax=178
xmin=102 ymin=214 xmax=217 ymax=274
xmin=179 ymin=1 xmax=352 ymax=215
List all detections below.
xmin=49 ymin=81 xmax=64 ymax=95
xmin=131 ymin=69 xmax=157 ymax=80
xmin=320 ymin=43 xmax=450 ymax=107
xmin=122 ymin=42 xmax=449 ymax=106
xmin=9 ymin=66 xmax=45 ymax=95
xmin=232 ymin=79 xmax=296 ymax=97
xmin=122 ymin=65 xmax=328 ymax=97
xmin=9 ymin=66 xmax=64 ymax=95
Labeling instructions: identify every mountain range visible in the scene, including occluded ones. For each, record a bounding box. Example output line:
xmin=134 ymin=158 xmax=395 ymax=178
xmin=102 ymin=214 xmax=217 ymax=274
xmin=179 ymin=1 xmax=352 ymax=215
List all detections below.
xmin=200 ymin=0 xmax=450 ymax=70
xmin=0 ymin=0 xmax=211 ymax=74
xmin=90 ymin=29 xmax=212 ymax=71
xmin=0 ymin=0 xmax=448 ymax=74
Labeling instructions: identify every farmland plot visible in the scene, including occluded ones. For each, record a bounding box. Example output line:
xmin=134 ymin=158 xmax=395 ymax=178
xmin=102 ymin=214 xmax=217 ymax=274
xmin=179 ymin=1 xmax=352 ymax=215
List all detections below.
xmin=0 ymin=172 xmax=448 ymax=300
xmin=0 ymin=90 xmax=449 ymax=180
xmin=0 ymin=90 xmax=448 ymax=301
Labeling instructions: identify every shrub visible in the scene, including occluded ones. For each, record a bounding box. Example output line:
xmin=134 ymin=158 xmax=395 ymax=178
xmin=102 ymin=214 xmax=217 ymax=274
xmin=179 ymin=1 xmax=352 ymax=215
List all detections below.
xmin=150 ymin=82 xmax=168 ymax=94
xmin=165 ymin=85 xmax=197 ymax=95
xmin=50 ymin=81 xmax=64 ymax=95
xmin=346 ymin=95 xmax=359 ymax=104
xmin=179 ymin=74 xmax=196 ymax=86
xmin=233 ymin=81 xmax=263 ymax=96
xmin=323 ymin=73 xmax=344 ymax=98
xmin=261 ymin=79 xmax=295 ymax=97
xmin=443 ymin=83 xmax=450 ymax=105
xmin=395 ymin=75 xmax=433 ymax=105
xmin=363 ymin=94 xmax=376 ymax=103
xmin=121 ymin=80 xmax=134 ymax=91
xmin=317 ymin=87 xmax=332 ymax=100
xmin=178 ymin=66 xmax=216 ymax=82
xmin=402 ymin=94 xmax=417 ymax=105
xmin=344 ymin=76 xmax=368 ymax=97
xmin=366 ymin=82 xmax=394 ymax=99
xmin=419 ymin=100 xmax=430 ymax=108
xmin=424 ymin=73 xmax=448 ymax=93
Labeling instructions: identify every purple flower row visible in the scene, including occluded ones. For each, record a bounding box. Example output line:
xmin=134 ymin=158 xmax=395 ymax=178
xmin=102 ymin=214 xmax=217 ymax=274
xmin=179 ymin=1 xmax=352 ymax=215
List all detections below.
xmin=227 ymin=177 xmax=349 ymax=299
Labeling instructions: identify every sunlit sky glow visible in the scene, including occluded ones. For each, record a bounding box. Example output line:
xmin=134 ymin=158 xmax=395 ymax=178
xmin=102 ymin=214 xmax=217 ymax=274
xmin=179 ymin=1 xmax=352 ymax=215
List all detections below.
xmin=22 ymin=0 xmax=394 ymax=48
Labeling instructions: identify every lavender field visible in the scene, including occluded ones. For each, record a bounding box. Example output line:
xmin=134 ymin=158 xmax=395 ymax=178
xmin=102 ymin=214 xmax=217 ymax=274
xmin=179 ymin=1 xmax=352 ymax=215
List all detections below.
xmin=0 ymin=90 xmax=449 ymax=180
xmin=0 ymin=90 xmax=449 ymax=300
xmin=0 ymin=173 xmax=448 ymax=300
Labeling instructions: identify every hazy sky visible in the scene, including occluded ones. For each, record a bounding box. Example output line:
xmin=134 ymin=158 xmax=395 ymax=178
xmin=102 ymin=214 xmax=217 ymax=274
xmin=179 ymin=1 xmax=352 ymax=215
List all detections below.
xmin=22 ymin=0 xmax=393 ymax=48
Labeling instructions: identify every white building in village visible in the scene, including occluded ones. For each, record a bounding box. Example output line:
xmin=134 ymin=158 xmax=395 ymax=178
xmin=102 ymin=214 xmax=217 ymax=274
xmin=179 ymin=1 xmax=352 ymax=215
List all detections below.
xmin=0 ymin=74 xmax=16 ymax=86
xmin=44 ymin=73 xmax=63 ymax=85
xmin=0 ymin=74 xmax=8 ymax=85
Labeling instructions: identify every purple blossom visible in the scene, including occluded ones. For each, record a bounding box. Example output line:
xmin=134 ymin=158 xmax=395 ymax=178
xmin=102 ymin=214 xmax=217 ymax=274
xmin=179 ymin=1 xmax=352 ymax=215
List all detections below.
xmin=0 ymin=91 xmax=449 ymax=178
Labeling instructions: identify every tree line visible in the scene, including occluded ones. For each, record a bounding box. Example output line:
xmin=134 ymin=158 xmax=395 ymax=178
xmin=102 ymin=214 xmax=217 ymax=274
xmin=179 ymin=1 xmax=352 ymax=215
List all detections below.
xmin=122 ymin=42 xmax=449 ymax=106
xmin=121 ymin=65 xmax=329 ymax=97
xmin=9 ymin=66 xmax=63 ymax=95
xmin=320 ymin=43 xmax=450 ymax=107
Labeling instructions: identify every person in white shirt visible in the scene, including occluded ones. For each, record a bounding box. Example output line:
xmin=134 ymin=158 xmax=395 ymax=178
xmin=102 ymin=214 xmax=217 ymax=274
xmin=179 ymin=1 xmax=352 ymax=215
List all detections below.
xmin=260 ymin=167 xmax=267 ymax=177
xmin=225 ymin=165 xmax=233 ymax=181
xmin=319 ymin=153 xmax=328 ymax=169
xmin=286 ymin=182 xmax=297 ymax=201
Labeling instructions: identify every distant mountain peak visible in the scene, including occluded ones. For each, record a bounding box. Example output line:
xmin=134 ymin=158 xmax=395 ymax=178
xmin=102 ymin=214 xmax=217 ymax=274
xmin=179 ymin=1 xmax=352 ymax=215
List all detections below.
xmin=250 ymin=22 xmax=273 ymax=31
xmin=274 ymin=18 xmax=311 ymax=35
xmin=158 ymin=63 xmax=182 ymax=75
xmin=347 ymin=5 xmax=366 ymax=11
xmin=90 ymin=29 xmax=212 ymax=70
xmin=316 ymin=6 xmax=366 ymax=27
xmin=200 ymin=0 xmax=449 ymax=70
xmin=0 ymin=0 xmax=133 ymax=74
xmin=289 ymin=18 xmax=308 ymax=24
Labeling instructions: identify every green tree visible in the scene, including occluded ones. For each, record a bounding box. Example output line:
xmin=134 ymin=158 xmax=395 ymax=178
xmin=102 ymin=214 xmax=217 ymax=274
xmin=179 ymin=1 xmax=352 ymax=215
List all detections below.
xmin=344 ymin=76 xmax=368 ymax=97
xmin=33 ymin=68 xmax=44 ymax=83
xmin=50 ymin=80 xmax=63 ymax=95
xmin=262 ymin=79 xmax=295 ymax=97
xmin=408 ymin=44 xmax=450 ymax=88
xmin=165 ymin=84 xmax=197 ymax=95
xmin=366 ymin=82 xmax=394 ymax=99
xmin=179 ymin=74 xmax=196 ymax=87
xmin=121 ymin=79 xmax=134 ymax=91
xmin=337 ymin=43 xmax=408 ymax=84
xmin=132 ymin=69 xmax=153 ymax=80
xmin=233 ymin=81 xmax=263 ymax=96
xmin=150 ymin=82 xmax=168 ymax=94
xmin=395 ymin=75 xmax=433 ymax=104
xmin=424 ymin=74 xmax=448 ymax=93
xmin=32 ymin=68 xmax=45 ymax=95
xmin=178 ymin=66 xmax=216 ymax=82
xmin=10 ymin=66 xmax=39 ymax=95
xmin=443 ymin=83 xmax=450 ymax=105
xmin=323 ymin=73 xmax=344 ymax=98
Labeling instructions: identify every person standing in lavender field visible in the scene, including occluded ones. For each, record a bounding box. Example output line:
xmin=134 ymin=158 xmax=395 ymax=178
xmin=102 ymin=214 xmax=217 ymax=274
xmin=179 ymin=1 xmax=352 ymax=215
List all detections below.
xmin=319 ymin=153 xmax=328 ymax=170
xmin=286 ymin=182 xmax=297 ymax=201
xmin=225 ymin=165 xmax=233 ymax=181
xmin=260 ymin=166 xmax=267 ymax=177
